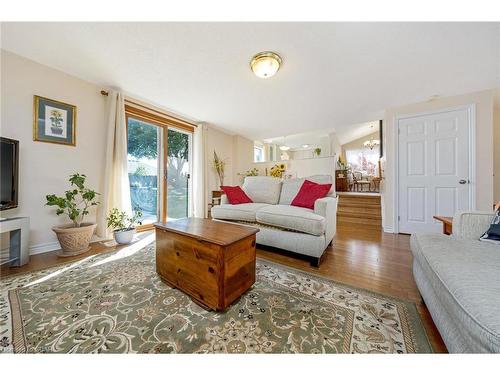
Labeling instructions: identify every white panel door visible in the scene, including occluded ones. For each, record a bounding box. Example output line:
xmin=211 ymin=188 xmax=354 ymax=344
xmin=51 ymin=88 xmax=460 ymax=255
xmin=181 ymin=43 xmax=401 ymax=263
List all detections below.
xmin=398 ymin=108 xmax=471 ymax=234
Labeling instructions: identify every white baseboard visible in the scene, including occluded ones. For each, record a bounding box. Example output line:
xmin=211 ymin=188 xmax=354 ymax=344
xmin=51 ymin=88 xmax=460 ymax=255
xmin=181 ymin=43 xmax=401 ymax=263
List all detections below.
xmin=29 ymin=235 xmax=108 ymax=256
xmin=29 ymin=241 xmax=61 ymax=255
xmin=383 ymin=226 xmax=395 ymax=233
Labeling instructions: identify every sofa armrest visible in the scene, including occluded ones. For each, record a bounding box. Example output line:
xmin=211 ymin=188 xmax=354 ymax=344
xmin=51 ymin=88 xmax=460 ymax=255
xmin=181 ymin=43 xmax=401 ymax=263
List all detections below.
xmin=314 ymin=196 xmax=338 ymax=244
xmin=220 ymin=194 xmax=229 ymax=205
xmin=452 ymin=211 xmax=494 ymax=240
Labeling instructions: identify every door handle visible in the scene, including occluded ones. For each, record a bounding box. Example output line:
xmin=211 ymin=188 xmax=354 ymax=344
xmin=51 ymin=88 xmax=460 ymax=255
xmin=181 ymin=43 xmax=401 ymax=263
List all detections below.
xmin=459 ymin=179 xmax=468 ymax=184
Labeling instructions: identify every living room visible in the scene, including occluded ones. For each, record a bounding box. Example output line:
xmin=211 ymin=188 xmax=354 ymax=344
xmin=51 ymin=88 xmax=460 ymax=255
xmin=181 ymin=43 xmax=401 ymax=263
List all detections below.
xmin=1 ymin=2 xmax=500 ymax=373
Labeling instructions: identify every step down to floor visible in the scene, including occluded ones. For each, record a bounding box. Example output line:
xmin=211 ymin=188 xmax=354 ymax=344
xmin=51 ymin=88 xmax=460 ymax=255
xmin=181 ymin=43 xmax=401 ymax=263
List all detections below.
xmin=337 ymin=193 xmax=382 ymax=227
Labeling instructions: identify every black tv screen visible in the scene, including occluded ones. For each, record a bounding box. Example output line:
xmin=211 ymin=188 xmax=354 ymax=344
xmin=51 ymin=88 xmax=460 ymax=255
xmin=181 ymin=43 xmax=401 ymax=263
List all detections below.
xmin=0 ymin=137 xmax=19 ymax=210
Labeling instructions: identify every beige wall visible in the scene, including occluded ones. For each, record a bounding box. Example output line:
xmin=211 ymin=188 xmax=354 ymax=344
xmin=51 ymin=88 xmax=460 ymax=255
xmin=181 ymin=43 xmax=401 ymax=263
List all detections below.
xmin=0 ymin=50 xmax=107 ymax=252
xmin=383 ymin=89 xmax=495 ymax=232
xmin=204 ymin=126 xmax=253 ymax=193
xmin=232 ymin=135 xmax=254 ymax=184
xmin=494 ymin=105 xmax=500 ymax=201
xmin=205 ymin=126 xmax=234 ymax=195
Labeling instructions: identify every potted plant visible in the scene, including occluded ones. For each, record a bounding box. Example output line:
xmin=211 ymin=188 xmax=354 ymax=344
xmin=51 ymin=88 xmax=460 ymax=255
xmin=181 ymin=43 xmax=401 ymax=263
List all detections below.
xmin=313 ymin=147 xmax=322 ymax=157
xmin=106 ymin=208 xmax=143 ymax=244
xmin=46 ymin=173 xmax=99 ymax=257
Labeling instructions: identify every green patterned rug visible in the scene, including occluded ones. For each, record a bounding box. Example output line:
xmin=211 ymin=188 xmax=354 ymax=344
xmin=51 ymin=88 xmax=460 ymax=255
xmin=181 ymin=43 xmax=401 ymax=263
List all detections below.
xmin=0 ymin=239 xmax=432 ymax=353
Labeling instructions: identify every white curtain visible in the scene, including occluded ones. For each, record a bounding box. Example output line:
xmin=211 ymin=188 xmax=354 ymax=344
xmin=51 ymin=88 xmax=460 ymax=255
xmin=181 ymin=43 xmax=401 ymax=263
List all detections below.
xmin=97 ymin=91 xmax=132 ymax=238
xmin=193 ymin=122 xmax=208 ymax=218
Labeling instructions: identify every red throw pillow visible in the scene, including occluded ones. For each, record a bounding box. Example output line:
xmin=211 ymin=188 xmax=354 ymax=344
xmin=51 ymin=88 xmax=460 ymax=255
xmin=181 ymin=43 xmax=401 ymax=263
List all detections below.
xmin=291 ymin=180 xmax=332 ymax=209
xmin=221 ymin=186 xmax=253 ymax=205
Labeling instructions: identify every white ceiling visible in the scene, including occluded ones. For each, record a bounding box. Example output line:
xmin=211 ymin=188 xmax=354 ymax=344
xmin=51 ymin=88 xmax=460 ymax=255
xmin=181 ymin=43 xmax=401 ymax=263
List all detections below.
xmin=2 ymin=22 xmax=499 ymax=140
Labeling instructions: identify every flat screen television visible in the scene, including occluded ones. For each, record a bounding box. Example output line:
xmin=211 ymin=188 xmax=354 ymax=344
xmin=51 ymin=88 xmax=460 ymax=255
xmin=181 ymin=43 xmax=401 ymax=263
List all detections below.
xmin=0 ymin=137 xmax=19 ymax=211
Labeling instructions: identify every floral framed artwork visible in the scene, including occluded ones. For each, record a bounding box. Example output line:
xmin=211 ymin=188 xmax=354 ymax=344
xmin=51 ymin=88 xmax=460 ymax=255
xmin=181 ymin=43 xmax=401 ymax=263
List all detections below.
xmin=33 ymin=95 xmax=76 ymax=146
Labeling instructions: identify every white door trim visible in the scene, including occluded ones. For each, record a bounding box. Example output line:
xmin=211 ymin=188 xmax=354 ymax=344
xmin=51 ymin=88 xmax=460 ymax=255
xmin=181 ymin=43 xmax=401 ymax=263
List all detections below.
xmin=393 ymin=104 xmax=476 ymax=234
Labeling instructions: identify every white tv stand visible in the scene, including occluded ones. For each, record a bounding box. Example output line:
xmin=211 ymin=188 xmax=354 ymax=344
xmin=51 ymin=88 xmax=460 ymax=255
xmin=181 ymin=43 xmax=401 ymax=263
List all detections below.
xmin=0 ymin=217 xmax=30 ymax=267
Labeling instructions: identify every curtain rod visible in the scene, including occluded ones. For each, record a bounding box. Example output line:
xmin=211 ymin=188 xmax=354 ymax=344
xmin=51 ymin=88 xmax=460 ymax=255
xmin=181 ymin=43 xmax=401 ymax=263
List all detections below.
xmin=100 ymin=90 xmax=197 ymax=127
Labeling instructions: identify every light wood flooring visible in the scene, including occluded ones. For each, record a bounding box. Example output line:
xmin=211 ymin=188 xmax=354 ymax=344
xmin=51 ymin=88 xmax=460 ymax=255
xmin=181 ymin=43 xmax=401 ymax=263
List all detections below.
xmin=337 ymin=193 xmax=382 ymax=228
xmin=1 ymin=223 xmax=446 ymax=353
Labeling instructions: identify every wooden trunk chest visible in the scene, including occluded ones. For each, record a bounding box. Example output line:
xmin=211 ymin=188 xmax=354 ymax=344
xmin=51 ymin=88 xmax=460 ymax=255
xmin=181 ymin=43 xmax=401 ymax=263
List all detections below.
xmin=154 ymin=218 xmax=259 ymax=311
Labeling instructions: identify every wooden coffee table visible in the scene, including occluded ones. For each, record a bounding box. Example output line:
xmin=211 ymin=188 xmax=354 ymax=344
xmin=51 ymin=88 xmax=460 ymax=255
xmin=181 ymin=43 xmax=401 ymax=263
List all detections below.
xmin=154 ymin=218 xmax=259 ymax=311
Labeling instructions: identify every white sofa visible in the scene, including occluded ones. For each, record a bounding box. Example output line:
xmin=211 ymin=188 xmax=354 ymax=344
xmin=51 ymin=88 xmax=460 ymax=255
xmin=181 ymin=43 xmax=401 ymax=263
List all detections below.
xmin=411 ymin=211 xmax=500 ymax=352
xmin=211 ymin=175 xmax=338 ymax=266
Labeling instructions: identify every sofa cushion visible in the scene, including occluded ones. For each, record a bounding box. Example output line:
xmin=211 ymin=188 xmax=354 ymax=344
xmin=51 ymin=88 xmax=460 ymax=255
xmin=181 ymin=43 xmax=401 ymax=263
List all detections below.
xmin=279 ymin=175 xmax=334 ymax=205
xmin=256 ymin=205 xmax=326 ymax=236
xmin=221 ymin=185 xmax=253 ymax=204
xmin=411 ymin=233 xmax=500 ymax=351
xmin=211 ymin=203 xmax=270 ymax=222
xmin=242 ymin=176 xmax=282 ymax=204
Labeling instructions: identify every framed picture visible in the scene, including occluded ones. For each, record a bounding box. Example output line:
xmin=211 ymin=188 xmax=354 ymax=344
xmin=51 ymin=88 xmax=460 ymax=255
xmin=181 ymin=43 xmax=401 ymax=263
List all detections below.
xmin=33 ymin=95 xmax=76 ymax=146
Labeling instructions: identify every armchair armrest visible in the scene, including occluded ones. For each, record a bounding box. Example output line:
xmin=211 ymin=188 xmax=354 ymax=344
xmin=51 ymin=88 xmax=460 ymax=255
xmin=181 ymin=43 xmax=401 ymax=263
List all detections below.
xmin=314 ymin=196 xmax=338 ymax=244
xmin=452 ymin=211 xmax=494 ymax=240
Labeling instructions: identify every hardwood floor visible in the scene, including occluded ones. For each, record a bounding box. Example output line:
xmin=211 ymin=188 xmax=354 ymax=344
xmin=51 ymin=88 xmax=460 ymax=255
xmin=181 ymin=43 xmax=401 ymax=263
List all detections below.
xmin=337 ymin=193 xmax=382 ymax=227
xmin=1 ymin=224 xmax=447 ymax=353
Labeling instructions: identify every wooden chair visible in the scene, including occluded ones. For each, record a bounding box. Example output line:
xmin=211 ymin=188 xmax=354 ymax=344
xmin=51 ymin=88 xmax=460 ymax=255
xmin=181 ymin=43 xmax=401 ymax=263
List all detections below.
xmin=353 ymin=171 xmax=370 ymax=192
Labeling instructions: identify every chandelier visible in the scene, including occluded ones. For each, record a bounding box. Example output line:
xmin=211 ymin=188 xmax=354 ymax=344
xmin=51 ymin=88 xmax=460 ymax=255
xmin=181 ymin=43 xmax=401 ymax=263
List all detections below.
xmin=363 ymin=138 xmax=380 ymax=150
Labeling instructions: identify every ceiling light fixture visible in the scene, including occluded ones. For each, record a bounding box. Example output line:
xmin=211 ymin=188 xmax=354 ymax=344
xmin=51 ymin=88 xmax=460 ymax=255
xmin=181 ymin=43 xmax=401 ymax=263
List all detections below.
xmin=363 ymin=138 xmax=380 ymax=150
xmin=279 ymin=135 xmax=290 ymax=151
xmin=250 ymin=51 xmax=282 ymax=79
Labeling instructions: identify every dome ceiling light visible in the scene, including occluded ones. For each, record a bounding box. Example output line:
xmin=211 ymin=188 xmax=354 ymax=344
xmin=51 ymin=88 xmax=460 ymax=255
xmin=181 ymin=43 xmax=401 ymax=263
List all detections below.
xmin=279 ymin=135 xmax=290 ymax=151
xmin=250 ymin=51 xmax=282 ymax=79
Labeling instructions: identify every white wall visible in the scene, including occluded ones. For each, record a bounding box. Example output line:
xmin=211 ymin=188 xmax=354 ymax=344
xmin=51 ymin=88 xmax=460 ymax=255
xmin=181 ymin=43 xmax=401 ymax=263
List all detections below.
xmin=341 ymin=131 xmax=379 ymax=160
xmin=253 ymin=156 xmax=336 ymax=182
xmin=0 ymin=50 xmax=107 ymax=253
xmin=382 ymin=89 xmax=495 ymax=232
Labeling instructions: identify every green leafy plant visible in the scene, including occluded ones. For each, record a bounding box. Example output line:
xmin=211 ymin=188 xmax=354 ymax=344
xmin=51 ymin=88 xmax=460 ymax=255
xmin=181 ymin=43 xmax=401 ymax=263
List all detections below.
xmin=46 ymin=173 xmax=100 ymax=227
xmin=106 ymin=208 xmax=143 ymax=232
xmin=313 ymin=147 xmax=322 ymax=156
xmin=133 ymin=165 xmax=148 ymax=176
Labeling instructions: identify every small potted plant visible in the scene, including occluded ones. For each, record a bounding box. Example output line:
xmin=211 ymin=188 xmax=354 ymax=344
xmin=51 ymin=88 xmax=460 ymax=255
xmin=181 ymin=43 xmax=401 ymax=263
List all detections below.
xmin=106 ymin=208 xmax=143 ymax=244
xmin=46 ymin=173 xmax=99 ymax=257
xmin=313 ymin=147 xmax=322 ymax=157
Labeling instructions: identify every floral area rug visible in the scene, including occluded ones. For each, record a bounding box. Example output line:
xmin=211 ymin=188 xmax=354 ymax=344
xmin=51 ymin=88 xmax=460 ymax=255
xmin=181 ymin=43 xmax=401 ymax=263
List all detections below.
xmin=0 ymin=240 xmax=432 ymax=353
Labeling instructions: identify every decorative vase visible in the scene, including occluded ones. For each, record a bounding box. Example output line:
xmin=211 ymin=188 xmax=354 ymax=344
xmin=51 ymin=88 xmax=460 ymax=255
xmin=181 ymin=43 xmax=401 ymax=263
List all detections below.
xmin=52 ymin=222 xmax=97 ymax=257
xmin=113 ymin=228 xmax=136 ymax=245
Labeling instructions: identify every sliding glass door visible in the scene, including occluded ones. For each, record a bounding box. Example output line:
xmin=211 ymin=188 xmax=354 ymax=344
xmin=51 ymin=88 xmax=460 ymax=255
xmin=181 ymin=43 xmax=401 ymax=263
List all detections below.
xmin=126 ymin=114 xmax=192 ymax=226
xmin=166 ymin=128 xmax=191 ymax=220
xmin=127 ymin=118 xmax=160 ymax=224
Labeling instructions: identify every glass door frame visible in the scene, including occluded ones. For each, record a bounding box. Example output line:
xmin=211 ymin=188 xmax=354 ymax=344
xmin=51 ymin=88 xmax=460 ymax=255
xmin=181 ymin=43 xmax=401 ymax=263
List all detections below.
xmin=125 ymin=103 xmax=194 ymax=231
xmin=165 ymin=127 xmax=193 ymax=221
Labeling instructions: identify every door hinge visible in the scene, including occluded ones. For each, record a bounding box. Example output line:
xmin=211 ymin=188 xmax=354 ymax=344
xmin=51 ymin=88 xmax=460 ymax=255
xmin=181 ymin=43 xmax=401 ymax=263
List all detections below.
xmin=398 ymin=216 xmax=400 ymax=221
